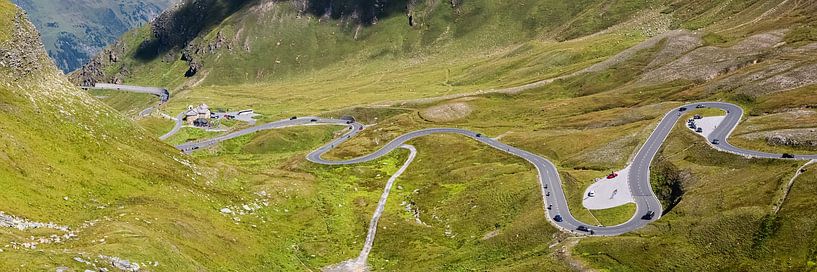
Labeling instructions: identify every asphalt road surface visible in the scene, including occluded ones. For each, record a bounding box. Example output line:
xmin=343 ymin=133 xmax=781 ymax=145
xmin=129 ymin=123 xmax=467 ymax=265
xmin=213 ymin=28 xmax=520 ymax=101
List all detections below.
xmin=177 ymin=102 xmax=816 ymax=236
xmin=84 ymin=83 xmax=170 ymax=103
xmin=159 ymin=111 xmax=185 ymax=140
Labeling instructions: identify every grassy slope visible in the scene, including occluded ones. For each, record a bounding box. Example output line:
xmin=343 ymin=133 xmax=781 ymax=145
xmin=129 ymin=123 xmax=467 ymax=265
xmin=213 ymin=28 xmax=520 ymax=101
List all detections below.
xmin=58 ymin=0 xmax=817 ymax=270
xmin=0 ymin=3 xmax=379 ymax=270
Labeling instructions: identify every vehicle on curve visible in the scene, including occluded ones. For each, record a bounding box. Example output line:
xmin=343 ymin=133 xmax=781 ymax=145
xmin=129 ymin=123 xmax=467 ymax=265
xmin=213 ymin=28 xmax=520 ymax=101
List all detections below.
xmin=476 ymin=133 xmax=482 ymax=138
xmin=577 ymin=225 xmax=590 ymax=232
xmin=782 ymin=153 xmax=795 ymax=159
xmin=290 ymin=116 xmax=297 ymax=120
xmin=696 ymin=127 xmax=703 ymax=133
xmin=696 ymin=104 xmax=705 ymax=108
xmin=641 ymin=211 xmax=655 ymax=220
xmin=587 ymin=191 xmax=595 ymax=197
xmin=553 ymin=215 xmax=563 ymax=222
xmin=679 ymin=107 xmax=687 ymax=112
xmin=711 ymin=139 xmax=720 ymax=145
xmin=607 ymin=172 xmax=618 ymax=179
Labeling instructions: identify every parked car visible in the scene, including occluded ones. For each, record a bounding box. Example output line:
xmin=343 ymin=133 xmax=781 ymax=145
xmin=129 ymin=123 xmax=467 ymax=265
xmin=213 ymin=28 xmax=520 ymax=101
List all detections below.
xmin=606 ymin=172 xmax=618 ymax=179
xmin=546 ymin=191 xmax=550 ymax=196
xmin=553 ymin=215 xmax=563 ymax=222
xmin=782 ymin=153 xmax=795 ymax=159
xmin=711 ymin=139 xmax=720 ymax=145
xmin=696 ymin=127 xmax=703 ymax=133
xmin=547 ymin=204 xmax=552 ymax=210
xmin=587 ymin=191 xmax=595 ymax=197
xmin=693 ymin=114 xmax=702 ymax=119
xmin=641 ymin=211 xmax=655 ymax=220
xmin=696 ymin=104 xmax=705 ymax=108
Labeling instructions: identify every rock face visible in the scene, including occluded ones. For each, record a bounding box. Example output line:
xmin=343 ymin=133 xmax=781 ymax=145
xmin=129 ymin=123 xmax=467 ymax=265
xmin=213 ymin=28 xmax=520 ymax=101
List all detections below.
xmin=69 ymin=40 xmax=128 ymax=86
xmin=0 ymin=10 xmax=54 ymax=78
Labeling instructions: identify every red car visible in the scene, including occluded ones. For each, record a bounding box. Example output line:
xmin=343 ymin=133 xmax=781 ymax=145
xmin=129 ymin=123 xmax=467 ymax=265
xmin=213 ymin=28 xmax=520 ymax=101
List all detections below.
xmin=606 ymin=172 xmax=618 ymax=179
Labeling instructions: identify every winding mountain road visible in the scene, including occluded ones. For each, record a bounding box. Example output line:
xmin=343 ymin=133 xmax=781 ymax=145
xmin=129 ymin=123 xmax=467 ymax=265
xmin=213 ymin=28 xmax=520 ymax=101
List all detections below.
xmin=177 ymin=102 xmax=817 ymax=236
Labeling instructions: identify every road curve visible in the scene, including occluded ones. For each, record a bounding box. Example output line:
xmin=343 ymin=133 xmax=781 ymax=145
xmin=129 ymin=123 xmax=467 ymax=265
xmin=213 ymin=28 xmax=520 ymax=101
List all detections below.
xmin=159 ymin=111 xmax=185 ymax=140
xmin=176 ymin=102 xmax=817 ymax=236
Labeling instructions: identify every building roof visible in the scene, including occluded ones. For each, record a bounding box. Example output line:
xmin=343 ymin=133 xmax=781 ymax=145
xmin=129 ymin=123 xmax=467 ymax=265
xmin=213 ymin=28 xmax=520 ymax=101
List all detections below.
xmin=196 ymin=103 xmax=210 ymax=114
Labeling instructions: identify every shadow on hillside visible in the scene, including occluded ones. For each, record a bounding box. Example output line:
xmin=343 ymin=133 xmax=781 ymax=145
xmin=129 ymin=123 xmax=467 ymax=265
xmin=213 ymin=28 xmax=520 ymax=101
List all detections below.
xmin=134 ymin=0 xmax=259 ymax=61
xmin=134 ymin=0 xmax=412 ymax=61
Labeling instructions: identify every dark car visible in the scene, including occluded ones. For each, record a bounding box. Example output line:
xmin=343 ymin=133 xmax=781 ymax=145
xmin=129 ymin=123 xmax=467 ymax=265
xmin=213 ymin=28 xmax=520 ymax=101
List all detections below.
xmin=577 ymin=225 xmax=590 ymax=232
xmin=310 ymin=119 xmax=318 ymax=122
xmin=290 ymin=116 xmax=297 ymax=120
xmin=782 ymin=153 xmax=795 ymax=159
xmin=553 ymin=215 xmax=563 ymax=222
xmin=696 ymin=127 xmax=703 ymax=133
xmin=346 ymin=120 xmax=353 ymax=124
xmin=711 ymin=139 xmax=720 ymax=145
xmin=679 ymin=107 xmax=688 ymax=112
xmin=546 ymin=191 xmax=550 ymax=196
xmin=641 ymin=211 xmax=655 ymax=220
xmin=476 ymin=133 xmax=482 ymax=138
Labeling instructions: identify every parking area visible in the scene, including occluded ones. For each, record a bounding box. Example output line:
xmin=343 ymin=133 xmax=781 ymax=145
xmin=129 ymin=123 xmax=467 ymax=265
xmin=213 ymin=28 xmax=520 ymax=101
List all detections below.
xmin=582 ymin=167 xmax=635 ymax=210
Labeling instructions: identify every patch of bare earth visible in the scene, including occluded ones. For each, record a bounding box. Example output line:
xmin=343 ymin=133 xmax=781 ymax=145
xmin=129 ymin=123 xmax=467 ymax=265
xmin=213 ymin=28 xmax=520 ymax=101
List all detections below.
xmin=552 ymin=237 xmax=598 ymax=272
xmin=419 ymin=102 xmax=473 ymax=122
xmin=638 ymin=30 xmax=786 ymax=85
xmin=322 ymin=259 xmax=367 ymax=272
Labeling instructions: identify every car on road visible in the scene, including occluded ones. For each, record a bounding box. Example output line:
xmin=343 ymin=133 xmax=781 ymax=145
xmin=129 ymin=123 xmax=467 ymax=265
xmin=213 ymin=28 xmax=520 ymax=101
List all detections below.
xmin=553 ymin=215 xmax=563 ymax=222
xmin=547 ymin=204 xmax=552 ymax=210
xmin=346 ymin=120 xmax=353 ymax=124
xmin=606 ymin=172 xmax=618 ymax=179
xmin=310 ymin=119 xmax=318 ymax=122
xmin=577 ymin=225 xmax=590 ymax=232
xmin=641 ymin=211 xmax=655 ymax=220
xmin=587 ymin=191 xmax=595 ymax=197
xmin=290 ymin=116 xmax=297 ymax=120
xmin=696 ymin=127 xmax=703 ymax=133
xmin=711 ymin=139 xmax=720 ymax=145
xmin=679 ymin=107 xmax=687 ymax=112
xmin=782 ymin=153 xmax=795 ymax=159
xmin=696 ymin=104 xmax=705 ymax=108
xmin=546 ymin=191 xmax=550 ymax=196
xmin=476 ymin=133 xmax=482 ymax=138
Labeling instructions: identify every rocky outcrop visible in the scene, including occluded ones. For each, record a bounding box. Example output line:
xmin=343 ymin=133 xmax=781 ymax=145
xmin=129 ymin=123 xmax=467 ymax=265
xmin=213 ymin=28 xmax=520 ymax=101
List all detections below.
xmin=0 ymin=10 xmax=56 ymax=79
xmin=69 ymin=41 xmax=128 ymax=86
